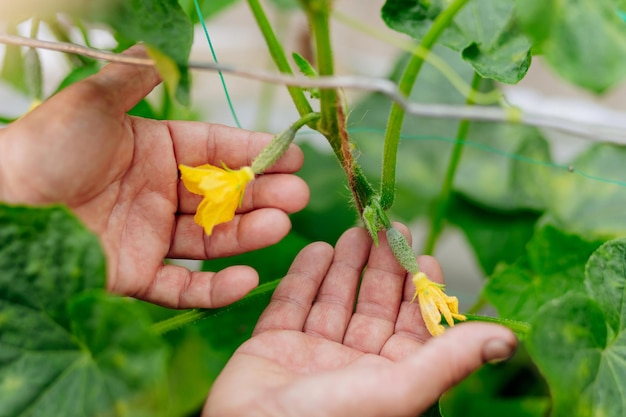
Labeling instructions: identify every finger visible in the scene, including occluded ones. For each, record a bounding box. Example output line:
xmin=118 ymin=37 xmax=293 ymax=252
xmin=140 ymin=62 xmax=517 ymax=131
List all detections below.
xmin=253 ymin=242 xmax=335 ymax=335
xmin=303 ymin=228 xmax=371 ymax=342
xmin=81 ymin=45 xmax=162 ymax=115
xmin=168 ymin=208 xmax=292 ymax=259
xmin=132 ymin=264 xmax=259 ymax=309
xmin=343 ymin=223 xmax=412 ymax=354
xmin=169 ymin=121 xmax=305 ymax=173
xmin=177 ymin=173 xmax=309 ymax=215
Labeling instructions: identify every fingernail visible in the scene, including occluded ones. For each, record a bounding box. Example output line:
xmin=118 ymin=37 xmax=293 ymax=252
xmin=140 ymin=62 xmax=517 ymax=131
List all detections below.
xmin=483 ymin=339 xmax=515 ymax=364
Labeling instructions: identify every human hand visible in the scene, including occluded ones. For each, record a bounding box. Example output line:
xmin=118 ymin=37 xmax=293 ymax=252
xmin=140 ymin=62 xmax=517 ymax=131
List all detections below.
xmin=0 ymin=48 xmax=309 ymax=309
xmin=204 ymin=225 xmax=517 ymax=417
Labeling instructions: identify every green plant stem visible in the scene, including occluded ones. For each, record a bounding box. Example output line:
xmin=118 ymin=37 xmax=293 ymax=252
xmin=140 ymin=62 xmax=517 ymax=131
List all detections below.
xmin=307 ymin=8 xmax=338 ymax=139
xmin=380 ymin=0 xmax=470 ymax=210
xmin=253 ymin=10 xmax=290 ymax=131
xmin=423 ymin=71 xmax=482 ymax=255
xmin=304 ymin=2 xmax=375 ymax=212
xmin=152 ymin=279 xmax=282 ymax=335
xmin=246 ymin=0 xmax=314 ymax=124
xmin=464 ymin=314 xmax=531 ymax=339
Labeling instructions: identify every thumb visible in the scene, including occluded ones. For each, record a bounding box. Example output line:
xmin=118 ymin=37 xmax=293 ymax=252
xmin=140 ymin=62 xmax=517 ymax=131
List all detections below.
xmin=82 ymin=45 xmax=162 ymax=115
xmin=389 ymin=322 xmax=517 ymax=415
xmin=272 ymin=322 xmax=516 ymax=417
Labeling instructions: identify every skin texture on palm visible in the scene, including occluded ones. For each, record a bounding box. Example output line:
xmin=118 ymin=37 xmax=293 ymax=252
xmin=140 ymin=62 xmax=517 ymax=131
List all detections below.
xmin=0 ymin=48 xmax=309 ymax=309
xmin=204 ymin=226 xmax=517 ymax=417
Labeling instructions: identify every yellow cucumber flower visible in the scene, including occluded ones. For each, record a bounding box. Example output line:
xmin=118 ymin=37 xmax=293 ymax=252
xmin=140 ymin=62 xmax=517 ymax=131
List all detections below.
xmin=411 ymin=272 xmax=466 ymax=336
xmin=179 ymin=163 xmax=255 ymax=236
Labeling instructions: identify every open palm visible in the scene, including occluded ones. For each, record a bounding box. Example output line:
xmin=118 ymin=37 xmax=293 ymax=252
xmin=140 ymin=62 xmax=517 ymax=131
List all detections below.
xmin=204 ymin=226 xmax=517 ymax=417
xmin=0 ymin=48 xmax=308 ymax=309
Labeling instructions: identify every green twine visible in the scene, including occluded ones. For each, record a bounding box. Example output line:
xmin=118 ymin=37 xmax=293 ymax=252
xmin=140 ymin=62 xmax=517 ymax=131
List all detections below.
xmin=194 ymin=0 xmax=242 ymax=128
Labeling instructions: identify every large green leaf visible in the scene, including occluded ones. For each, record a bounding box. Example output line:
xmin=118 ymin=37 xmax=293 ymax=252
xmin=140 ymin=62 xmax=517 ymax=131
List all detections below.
xmin=516 ymin=0 xmax=626 ymax=92
xmin=484 ymin=225 xmax=604 ymax=322
xmin=455 ymin=122 xmax=549 ymax=211
xmin=447 ymin=194 xmax=540 ymax=275
xmin=98 ymin=0 xmax=194 ymax=104
xmin=541 ymin=143 xmax=626 ymax=239
xmin=0 ymin=205 xmax=169 ymax=416
xmin=381 ymin=0 xmax=531 ymax=83
xmin=527 ymin=237 xmax=626 ymax=416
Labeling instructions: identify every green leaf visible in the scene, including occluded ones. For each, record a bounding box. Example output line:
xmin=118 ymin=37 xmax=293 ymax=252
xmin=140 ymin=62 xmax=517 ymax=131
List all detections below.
xmin=292 ymin=53 xmax=320 ymax=99
xmin=454 ymin=0 xmax=516 ymax=50
xmin=23 ymin=48 xmax=42 ymax=100
xmin=1 ymin=25 xmax=27 ymax=93
xmin=54 ymin=63 xmax=100 ymax=93
xmin=541 ymin=143 xmax=626 ymax=239
xmin=484 ymin=225 xmax=604 ymax=322
xmin=447 ymin=194 xmax=540 ymax=275
xmin=0 ymin=205 xmax=105 ymax=323
xmin=178 ymin=0 xmax=241 ymax=22
xmin=420 ymin=401 xmax=442 ymax=417
xmin=584 ymin=238 xmax=626 ymax=334
xmin=462 ymin=26 xmax=532 ymax=84
xmin=516 ymin=0 xmax=626 ymax=92
xmin=456 ymin=122 xmax=550 ymax=211
xmin=381 ymin=0 xmax=531 ymax=83
xmin=527 ymin=294 xmax=610 ymax=417
xmin=99 ymin=0 xmax=193 ymax=104
xmin=525 ymin=237 xmax=626 ymax=416
xmin=0 ymin=205 xmax=169 ymax=416
xmin=381 ymin=0 xmax=468 ymax=50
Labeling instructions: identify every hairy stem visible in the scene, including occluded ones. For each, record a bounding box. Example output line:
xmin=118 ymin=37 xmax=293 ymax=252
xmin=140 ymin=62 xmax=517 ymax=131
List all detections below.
xmin=464 ymin=314 xmax=530 ymax=339
xmin=305 ymin=3 xmax=375 ymax=212
xmin=380 ymin=0 xmax=470 ymax=209
xmin=423 ymin=72 xmax=482 ymax=255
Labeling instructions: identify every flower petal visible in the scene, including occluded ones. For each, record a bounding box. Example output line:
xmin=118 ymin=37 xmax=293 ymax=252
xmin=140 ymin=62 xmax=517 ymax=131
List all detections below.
xmin=411 ymin=272 xmax=466 ymax=336
xmin=179 ymin=163 xmax=255 ymax=235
